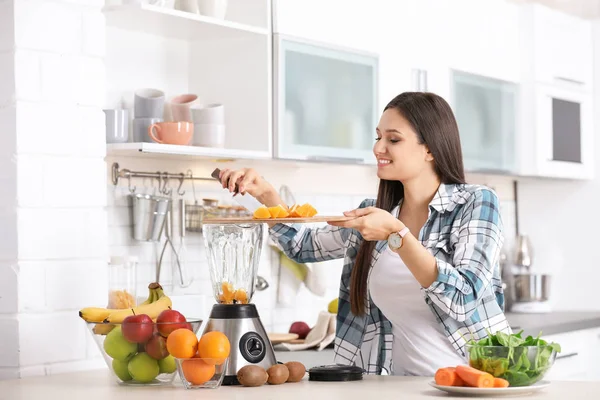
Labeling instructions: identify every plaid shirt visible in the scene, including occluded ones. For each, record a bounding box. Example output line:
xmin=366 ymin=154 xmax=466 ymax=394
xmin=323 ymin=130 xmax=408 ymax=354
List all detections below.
xmin=269 ymin=183 xmax=511 ymax=375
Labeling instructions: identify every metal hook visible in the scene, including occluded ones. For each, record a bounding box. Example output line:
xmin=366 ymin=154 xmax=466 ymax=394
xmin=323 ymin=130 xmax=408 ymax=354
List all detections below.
xmin=155 ymin=172 xmax=162 ymax=196
xmin=177 ymin=173 xmax=185 ymax=196
xmin=127 ymin=173 xmax=136 ymax=194
xmin=161 ymin=172 xmax=172 ymax=196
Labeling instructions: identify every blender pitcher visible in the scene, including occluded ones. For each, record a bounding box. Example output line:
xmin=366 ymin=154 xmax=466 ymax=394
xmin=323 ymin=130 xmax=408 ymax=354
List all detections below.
xmin=202 ymin=223 xmax=264 ymax=304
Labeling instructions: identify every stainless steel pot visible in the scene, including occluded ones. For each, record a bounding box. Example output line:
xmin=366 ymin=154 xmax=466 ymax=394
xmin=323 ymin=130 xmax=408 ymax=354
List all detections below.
xmin=131 ymin=193 xmax=171 ymax=241
xmin=513 ymin=273 xmax=551 ymax=302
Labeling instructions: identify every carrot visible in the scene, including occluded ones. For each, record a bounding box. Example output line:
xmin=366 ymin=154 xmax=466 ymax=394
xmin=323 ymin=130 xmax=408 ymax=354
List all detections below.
xmin=493 ymin=377 xmax=509 ymax=388
xmin=434 ymin=367 xmax=465 ymax=387
xmin=455 ymin=365 xmax=494 ymax=388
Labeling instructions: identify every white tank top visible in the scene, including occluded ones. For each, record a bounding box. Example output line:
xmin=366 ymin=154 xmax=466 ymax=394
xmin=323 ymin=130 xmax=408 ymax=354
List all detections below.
xmin=369 ymin=240 xmax=465 ymax=376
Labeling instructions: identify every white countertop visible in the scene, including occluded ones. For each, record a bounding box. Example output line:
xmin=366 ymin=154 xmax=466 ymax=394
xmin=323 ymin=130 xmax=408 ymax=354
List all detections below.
xmin=1 ymin=370 xmax=599 ymax=400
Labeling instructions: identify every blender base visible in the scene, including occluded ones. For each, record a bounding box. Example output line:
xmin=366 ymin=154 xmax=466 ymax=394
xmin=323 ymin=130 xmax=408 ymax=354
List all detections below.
xmin=202 ymin=303 xmax=276 ymax=385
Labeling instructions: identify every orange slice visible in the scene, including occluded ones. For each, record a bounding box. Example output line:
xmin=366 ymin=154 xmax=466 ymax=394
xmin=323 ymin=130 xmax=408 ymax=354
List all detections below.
xmin=253 ymin=206 xmax=271 ymax=219
xmin=221 ymin=282 xmax=235 ymax=303
xmin=233 ymin=289 xmax=248 ymax=304
xmin=268 ymin=204 xmax=289 ymax=219
xmin=288 ymin=204 xmax=302 ymax=217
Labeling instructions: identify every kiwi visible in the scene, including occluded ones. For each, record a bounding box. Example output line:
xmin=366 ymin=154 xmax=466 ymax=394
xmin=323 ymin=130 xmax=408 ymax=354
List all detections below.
xmin=266 ymin=364 xmax=289 ymax=385
xmin=237 ymin=365 xmax=269 ymax=387
xmin=284 ymin=361 xmax=306 ymax=382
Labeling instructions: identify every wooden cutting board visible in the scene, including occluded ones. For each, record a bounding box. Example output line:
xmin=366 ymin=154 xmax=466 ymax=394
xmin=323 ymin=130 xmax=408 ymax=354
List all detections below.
xmin=203 ymin=216 xmax=353 ymax=224
xmin=268 ymin=333 xmax=299 ymax=344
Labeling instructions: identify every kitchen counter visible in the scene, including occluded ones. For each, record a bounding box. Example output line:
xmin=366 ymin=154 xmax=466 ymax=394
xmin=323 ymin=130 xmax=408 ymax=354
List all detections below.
xmin=506 ymin=311 xmax=600 ymax=336
xmin=1 ymin=370 xmax=599 ymax=399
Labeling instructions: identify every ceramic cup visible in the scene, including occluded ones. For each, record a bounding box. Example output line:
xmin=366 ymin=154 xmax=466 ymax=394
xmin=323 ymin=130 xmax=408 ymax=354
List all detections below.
xmin=197 ymin=0 xmax=227 ymax=19
xmin=134 ymin=88 xmax=165 ymax=118
xmin=104 ymin=109 xmax=129 ymax=143
xmin=190 ymin=103 xmax=224 ymax=124
xmin=170 ymin=94 xmax=199 ymax=122
xmin=148 ymin=121 xmax=194 ymax=145
xmin=133 ymin=117 xmax=163 ymax=142
xmin=177 ymin=0 xmax=199 ymax=13
xmin=193 ymin=123 xmax=225 ymax=148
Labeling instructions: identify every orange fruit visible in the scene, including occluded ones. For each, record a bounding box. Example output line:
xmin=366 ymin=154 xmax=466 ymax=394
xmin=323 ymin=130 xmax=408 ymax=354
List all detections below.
xmin=295 ymin=203 xmax=318 ymax=218
xmin=253 ymin=206 xmax=271 ymax=219
xmin=221 ymin=281 xmax=235 ymax=304
xmin=182 ymin=358 xmax=216 ymax=385
xmin=233 ymin=289 xmax=248 ymax=304
xmin=268 ymin=204 xmax=289 ymax=218
xmin=288 ymin=204 xmax=301 ymax=217
xmin=166 ymin=328 xmax=198 ymax=358
xmin=197 ymin=331 xmax=231 ymax=365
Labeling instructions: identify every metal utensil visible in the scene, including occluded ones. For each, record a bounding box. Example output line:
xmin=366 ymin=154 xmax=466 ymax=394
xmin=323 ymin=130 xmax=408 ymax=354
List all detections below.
xmin=513 ymin=273 xmax=551 ymax=302
xmin=211 ymin=168 xmax=263 ymax=213
xmin=514 ymin=234 xmax=533 ymax=269
xmin=131 ymin=193 xmax=171 ymax=242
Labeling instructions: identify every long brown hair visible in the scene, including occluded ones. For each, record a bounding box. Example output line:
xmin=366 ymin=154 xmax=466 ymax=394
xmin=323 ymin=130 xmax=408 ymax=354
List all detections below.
xmin=350 ymin=92 xmax=467 ymax=315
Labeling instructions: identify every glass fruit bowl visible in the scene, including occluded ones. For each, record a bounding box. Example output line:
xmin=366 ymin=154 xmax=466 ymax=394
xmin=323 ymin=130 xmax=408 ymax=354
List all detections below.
xmin=465 ymin=345 xmax=558 ymax=387
xmin=175 ymin=357 xmax=229 ymax=389
xmin=86 ymin=319 xmax=203 ymax=386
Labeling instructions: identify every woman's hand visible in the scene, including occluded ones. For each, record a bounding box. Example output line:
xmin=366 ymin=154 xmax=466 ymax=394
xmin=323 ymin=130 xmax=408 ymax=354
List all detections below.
xmin=328 ymin=207 xmax=405 ymax=241
xmin=218 ymin=168 xmax=282 ymax=207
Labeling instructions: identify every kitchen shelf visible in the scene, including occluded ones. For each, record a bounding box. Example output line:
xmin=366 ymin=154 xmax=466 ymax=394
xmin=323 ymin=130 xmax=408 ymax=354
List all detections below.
xmin=106 ymin=142 xmax=271 ymax=161
xmin=103 ymin=4 xmax=269 ymax=40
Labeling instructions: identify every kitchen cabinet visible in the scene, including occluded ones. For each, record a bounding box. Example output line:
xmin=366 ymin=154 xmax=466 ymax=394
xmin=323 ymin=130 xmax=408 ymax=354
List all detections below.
xmin=103 ymin=0 xmax=273 ymax=160
xmin=522 ymin=3 xmax=594 ymax=92
xmin=451 ymin=71 xmax=519 ymax=174
xmin=273 ymin=34 xmax=379 ymax=164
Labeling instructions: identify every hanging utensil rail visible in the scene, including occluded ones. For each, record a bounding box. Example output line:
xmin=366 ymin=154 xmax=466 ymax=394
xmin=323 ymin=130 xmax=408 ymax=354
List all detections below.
xmin=111 ymin=162 xmax=214 ymax=190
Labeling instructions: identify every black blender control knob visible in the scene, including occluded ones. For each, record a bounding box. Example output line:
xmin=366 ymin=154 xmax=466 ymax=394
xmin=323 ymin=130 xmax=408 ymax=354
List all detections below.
xmin=239 ymin=331 xmax=266 ymax=363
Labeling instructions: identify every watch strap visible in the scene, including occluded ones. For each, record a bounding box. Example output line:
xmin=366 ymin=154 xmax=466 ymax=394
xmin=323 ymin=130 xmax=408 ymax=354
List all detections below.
xmin=398 ymin=226 xmax=410 ymax=238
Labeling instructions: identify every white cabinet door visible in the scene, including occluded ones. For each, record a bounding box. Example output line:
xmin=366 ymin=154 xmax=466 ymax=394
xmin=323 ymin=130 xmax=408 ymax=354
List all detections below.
xmin=543 ymin=328 xmax=600 ymax=382
xmin=529 ymin=3 xmax=593 ymax=91
xmin=446 ymin=0 xmax=521 ymax=82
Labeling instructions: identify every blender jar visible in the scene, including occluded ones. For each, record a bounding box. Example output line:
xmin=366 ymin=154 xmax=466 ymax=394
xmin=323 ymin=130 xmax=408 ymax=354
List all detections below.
xmin=108 ymin=255 xmax=138 ymax=309
xmin=202 ymin=223 xmax=264 ymax=304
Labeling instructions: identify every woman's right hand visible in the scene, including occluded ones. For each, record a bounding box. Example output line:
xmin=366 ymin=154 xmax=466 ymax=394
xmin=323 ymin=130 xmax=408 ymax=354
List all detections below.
xmin=218 ymin=168 xmax=280 ymax=206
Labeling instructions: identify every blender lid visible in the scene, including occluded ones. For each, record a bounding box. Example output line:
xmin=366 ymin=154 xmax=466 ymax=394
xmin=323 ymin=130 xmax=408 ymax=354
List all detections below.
xmin=308 ymin=364 xmax=364 ymax=382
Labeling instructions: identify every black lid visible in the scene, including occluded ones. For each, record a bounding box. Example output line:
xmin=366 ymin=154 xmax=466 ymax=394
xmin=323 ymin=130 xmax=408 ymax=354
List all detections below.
xmin=209 ymin=303 xmax=259 ymax=319
xmin=308 ymin=364 xmax=364 ymax=382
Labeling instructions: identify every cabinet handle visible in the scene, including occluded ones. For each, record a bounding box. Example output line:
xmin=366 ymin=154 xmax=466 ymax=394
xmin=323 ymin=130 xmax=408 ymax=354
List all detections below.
xmin=306 ymin=155 xmax=366 ymax=164
xmin=554 ymin=76 xmax=585 ymax=86
xmin=556 ymin=352 xmax=579 ymax=360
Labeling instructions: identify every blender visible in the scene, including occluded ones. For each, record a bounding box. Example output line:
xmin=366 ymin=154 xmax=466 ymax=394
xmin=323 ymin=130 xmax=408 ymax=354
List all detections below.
xmin=201 ymin=222 xmax=276 ymax=385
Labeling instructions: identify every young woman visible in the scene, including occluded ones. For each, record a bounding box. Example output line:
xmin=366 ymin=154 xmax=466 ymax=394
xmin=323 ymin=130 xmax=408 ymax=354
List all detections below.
xmin=218 ymin=92 xmax=511 ymax=376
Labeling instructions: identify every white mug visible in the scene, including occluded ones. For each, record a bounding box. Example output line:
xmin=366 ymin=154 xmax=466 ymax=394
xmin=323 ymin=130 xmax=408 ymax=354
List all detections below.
xmin=197 ymin=0 xmax=227 ymax=19
xmin=193 ymin=123 xmax=225 ymax=148
xmin=190 ymin=103 xmax=224 ymax=124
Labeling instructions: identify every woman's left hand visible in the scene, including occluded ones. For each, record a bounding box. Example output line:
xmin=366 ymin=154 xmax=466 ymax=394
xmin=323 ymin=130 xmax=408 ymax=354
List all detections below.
xmin=328 ymin=207 xmax=404 ymax=241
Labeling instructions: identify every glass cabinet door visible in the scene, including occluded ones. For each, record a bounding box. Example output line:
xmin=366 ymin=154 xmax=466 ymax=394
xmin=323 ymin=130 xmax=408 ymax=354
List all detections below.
xmin=451 ymin=70 xmax=518 ymax=173
xmin=274 ymin=35 xmax=379 ymax=163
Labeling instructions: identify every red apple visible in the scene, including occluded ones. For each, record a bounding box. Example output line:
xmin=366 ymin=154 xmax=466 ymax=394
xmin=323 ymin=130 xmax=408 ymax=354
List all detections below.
xmin=121 ymin=314 xmax=154 ymax=344
xmin=289 ymin=321 xmax=311 ymax=339
xmin=145 ymin=333 xmax=169 ymax=360
xmin=156 ymin=309 xmax=189 ymax=337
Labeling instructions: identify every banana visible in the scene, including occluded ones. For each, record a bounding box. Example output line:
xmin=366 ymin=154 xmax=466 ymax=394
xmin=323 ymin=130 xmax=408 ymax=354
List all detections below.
xmin=79 ymin=307 xmax=116 ymax=323
xmin=79 ymin=282 xmax=165 ymax=323
xmin=103 ymin=294 xmax=172 ymax=324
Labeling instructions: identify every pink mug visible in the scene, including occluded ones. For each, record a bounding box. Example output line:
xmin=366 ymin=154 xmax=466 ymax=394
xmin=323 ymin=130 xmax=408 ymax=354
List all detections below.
xmin=148 ymin=122 xmax=193 ymax=145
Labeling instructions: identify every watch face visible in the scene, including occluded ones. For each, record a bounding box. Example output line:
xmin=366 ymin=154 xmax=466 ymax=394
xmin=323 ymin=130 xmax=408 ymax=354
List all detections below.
xmin=389 ymin=233 xmax=402 ymax=249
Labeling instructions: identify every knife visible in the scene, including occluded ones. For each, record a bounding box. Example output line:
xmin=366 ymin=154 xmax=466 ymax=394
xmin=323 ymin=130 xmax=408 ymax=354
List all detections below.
xmin=211 ymin=168 xmax=263 ymax=213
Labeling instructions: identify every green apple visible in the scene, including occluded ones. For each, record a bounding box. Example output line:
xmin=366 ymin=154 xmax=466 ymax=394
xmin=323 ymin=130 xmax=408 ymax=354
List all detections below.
xmin=158 ymin=355 xmax=177 ymax=374
xmin=328 ymin=298 xmax=338 ymax=314
xmin=128 ymin=353 xmax=160 ymax=383
xmin=112 ymin=359 xmax=132 ymax=381
xmin=103 ymin=326 xmax=137 ymax=361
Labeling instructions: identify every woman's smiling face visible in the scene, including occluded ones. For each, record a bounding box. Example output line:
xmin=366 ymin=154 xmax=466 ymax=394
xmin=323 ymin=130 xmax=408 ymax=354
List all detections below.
xmin=373 ymin=108 xmax=433 ymax=182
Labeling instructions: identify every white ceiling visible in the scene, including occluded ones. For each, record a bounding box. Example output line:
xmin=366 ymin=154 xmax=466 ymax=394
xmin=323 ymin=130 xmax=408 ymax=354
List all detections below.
xmin=511 ymin=0 xmax=600 ymax=19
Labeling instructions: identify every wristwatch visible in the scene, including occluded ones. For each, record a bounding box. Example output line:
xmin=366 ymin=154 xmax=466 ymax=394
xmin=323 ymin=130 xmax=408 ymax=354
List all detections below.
xmin=388 ymin=227 xmax=410 ymax=250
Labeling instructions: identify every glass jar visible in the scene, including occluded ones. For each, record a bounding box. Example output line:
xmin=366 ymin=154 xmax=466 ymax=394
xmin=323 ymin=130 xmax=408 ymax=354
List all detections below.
xmin=108 ymin=256 xmax=138 ymax=309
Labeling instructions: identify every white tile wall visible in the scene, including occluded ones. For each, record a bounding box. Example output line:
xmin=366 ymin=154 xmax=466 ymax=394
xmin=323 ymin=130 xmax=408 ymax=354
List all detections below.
xmin=0 ymin=316 xmax=19 ymax=368
xmin=0 ymin=51 xmax=14 ymax=107
xmin=0 ymin=263 xmax=18 ymax=314
xmin=0 ymin=1 xmax=14 ymax=53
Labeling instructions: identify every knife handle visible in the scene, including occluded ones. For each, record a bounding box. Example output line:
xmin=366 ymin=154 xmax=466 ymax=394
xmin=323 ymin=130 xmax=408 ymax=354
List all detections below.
xmin=211 ymin=167 xmax=239 ymax=194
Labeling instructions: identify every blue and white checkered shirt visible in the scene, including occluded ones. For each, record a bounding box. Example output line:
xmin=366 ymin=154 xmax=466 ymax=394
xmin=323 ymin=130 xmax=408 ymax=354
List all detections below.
xmin=269 ymin=183 xmax=511 ymax=375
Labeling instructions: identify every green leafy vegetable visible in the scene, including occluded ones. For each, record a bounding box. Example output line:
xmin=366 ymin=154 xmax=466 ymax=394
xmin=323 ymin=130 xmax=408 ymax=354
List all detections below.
xmin=466 ymin=330 xmax=561 ymax=387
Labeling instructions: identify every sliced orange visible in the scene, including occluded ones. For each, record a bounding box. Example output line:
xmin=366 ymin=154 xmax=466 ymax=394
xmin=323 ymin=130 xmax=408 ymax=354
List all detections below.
xmin=268 ymin=204 xmax=289 ymax=219
xmin=253 ymin=206 xmax=271 ymax=219
xmin=305 ymin=204 xmax=318 ymax=217
xmin=221 ymin=281 xmax=235 ymax=304
xmin=288 ymin=204 xmax=301 ymax=217
xmin=233 ymin=289 xmax=248 ymax=304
